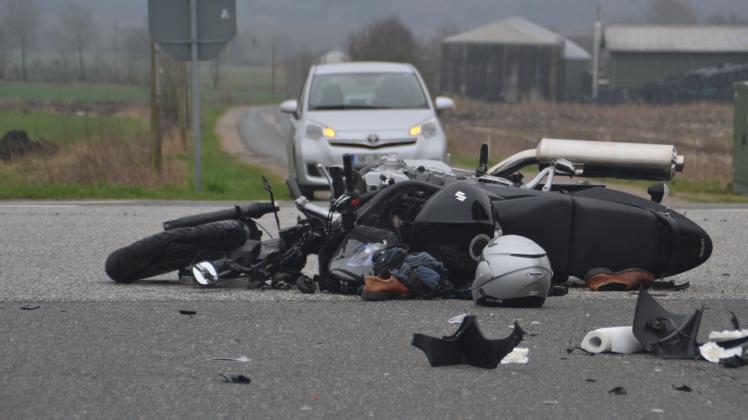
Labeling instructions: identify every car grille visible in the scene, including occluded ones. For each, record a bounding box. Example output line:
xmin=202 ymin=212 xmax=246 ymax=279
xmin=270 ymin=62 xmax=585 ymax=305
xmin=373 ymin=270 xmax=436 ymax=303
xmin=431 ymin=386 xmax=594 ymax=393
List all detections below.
xmin=328 ymin=138 xmax=416 ymax=149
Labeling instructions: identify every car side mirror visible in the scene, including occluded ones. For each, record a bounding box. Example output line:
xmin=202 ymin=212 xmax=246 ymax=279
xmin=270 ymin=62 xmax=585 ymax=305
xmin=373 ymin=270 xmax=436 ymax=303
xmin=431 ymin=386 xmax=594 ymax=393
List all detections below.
xmin=280 ymin=99 xmax=299 ymax=118
xmin=434 ymin=96 xmax=455 ymax=113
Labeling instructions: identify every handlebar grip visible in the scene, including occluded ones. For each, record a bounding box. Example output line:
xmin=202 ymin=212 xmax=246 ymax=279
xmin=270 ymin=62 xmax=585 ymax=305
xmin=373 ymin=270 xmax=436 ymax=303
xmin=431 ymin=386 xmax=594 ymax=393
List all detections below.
xmin=343 ymin=154 xmax=355 ymax=194
xmin=286 ymin=177 xmax=304 ymax=200
xmin=162 ymin=202 xmax=278 ymax=230
xmin=163 ymin=208 xmax=240 ymax=230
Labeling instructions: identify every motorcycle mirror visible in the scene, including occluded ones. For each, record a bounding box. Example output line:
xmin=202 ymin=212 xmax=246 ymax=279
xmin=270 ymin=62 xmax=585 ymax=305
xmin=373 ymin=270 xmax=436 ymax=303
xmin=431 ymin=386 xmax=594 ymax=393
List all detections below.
xmin=476 ymin=143 xmax=489 ymax=177
xmin=192 ymin=261 xmax=219 ymax=287
xmin=647 ymin=183 xmax=669 ymax=203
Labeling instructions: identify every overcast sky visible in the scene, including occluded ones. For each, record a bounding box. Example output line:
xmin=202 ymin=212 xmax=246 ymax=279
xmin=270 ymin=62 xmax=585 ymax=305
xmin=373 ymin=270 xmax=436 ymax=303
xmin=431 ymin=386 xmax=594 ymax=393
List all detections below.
xmin=34 ymin=0 xmax=748 ymax=50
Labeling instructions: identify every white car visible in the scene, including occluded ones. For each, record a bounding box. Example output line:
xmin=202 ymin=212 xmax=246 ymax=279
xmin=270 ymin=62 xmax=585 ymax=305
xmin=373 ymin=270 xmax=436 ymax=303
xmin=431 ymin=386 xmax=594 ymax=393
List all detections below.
xmin=279 ymin=61 xmax=454 ymax=195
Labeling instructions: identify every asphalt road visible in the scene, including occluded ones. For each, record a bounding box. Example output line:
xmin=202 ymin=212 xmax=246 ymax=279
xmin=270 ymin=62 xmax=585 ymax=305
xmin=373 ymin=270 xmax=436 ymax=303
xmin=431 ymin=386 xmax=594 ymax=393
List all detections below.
xmin=2 ymin=201 xmax=748 ymax=419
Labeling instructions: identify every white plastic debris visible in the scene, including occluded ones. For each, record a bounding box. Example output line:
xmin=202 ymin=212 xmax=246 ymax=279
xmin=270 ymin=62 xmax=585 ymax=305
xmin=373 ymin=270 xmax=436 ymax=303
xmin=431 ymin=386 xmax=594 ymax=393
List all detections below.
xmin=448 ymin=313 xmax=467 ymax=324
xmin=208 ymin=355 xmax=252 ymax=362
xmin=707 ymin=329 xmax=748 ymax=342
xmin=500 ymin=347 xmax=529 ymax=364
xmin=698 ymin=341 xmax=743 ymax=363
xmin=580 ymin=326 xmax=644 ymax=354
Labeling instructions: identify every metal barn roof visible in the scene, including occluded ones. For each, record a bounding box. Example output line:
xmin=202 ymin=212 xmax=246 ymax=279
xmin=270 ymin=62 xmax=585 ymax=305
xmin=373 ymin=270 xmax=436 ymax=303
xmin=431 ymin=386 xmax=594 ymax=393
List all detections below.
xmin=443 ymin=16 xmax=591 ymax=60
xmin=604 ymin=25 xmax=748 ymax=53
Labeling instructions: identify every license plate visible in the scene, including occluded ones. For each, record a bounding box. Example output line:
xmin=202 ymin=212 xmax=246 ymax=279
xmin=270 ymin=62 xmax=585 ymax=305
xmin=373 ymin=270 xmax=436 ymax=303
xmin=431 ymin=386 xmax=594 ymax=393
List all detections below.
xmin=351 ymin=154 xmax=382 ymax=166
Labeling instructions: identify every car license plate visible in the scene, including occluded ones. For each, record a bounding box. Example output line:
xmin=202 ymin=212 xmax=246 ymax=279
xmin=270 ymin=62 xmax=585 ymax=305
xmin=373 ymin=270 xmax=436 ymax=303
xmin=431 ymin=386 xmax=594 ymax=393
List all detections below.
xmin=352 ymin=154 xmax=382 ymax=166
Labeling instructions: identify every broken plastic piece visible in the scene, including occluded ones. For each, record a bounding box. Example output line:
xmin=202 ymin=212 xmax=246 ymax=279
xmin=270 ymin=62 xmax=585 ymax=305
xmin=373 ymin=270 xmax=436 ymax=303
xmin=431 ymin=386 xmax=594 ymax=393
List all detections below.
xmin=500 ymin=347 xmax=529 ymax=364
xmin=20 ymin=305 xmax=40 ymax=310
xmin=448 ymin=313 xmax=467 ymax=324
xmin=729 ymin=311 xmax=741 ymax=330
xmin=219 ymin=373 xmax=251 ymax=384
xmin=580 ymin=326 xmax=644 ymax=354
xmin=699 ymin=341 xmax=744 ymax=363
xmin=632 ymin=287 xmax=703 ymax=359
xmin=179 ymin=310 xmax=197 ymax=315
xmin=411 ymin=316 xmax=524 ymax=369
xmin=585 ymin=268 xmax=654 ymax=291
xmin=566 ymin=346 xmax=595 ymax=356
xmin=608 ymin=386 xmax=627 ymax=395
xmin=672 ymin=384 xmax=692 ymax=392
xmin=707 ymin=329 xmax=748 ymax=342
xmin=720 ymin=355 xmax=747 ymax=368
xmin=208 ymin=356 xmax=252 ymax=362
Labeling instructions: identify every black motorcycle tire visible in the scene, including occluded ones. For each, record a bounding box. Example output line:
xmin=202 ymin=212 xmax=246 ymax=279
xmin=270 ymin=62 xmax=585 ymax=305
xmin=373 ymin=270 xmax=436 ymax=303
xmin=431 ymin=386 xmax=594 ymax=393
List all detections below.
xmin=105 ymin=220 xmax=248 ymax=283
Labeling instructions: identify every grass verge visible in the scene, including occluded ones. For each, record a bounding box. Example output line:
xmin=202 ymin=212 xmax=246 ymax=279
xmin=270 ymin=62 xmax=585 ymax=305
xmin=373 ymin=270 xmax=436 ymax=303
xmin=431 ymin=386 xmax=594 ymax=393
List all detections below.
xmin=0 ymin=105 xmax=281 ymax=200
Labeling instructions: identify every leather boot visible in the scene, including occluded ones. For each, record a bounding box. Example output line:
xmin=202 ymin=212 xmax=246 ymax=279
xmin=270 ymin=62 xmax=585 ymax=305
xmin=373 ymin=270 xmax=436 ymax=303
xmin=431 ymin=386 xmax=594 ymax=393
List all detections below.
xmin=361 ymin=274 xmax=412 ymax=301
xmin=585 ymin=268 xmax=655 ymax=291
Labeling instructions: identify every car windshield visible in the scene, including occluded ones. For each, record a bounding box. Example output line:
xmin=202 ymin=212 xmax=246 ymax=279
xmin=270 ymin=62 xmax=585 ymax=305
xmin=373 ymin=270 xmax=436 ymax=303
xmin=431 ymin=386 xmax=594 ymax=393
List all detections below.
xmin=308 ymin=72 xmax=428 ymax=110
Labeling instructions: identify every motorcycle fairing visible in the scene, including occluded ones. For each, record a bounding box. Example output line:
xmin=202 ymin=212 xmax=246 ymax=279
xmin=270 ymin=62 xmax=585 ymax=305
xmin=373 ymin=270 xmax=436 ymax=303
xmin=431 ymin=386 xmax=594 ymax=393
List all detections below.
xmin=411 ymin=316 xmax=525 ymax=369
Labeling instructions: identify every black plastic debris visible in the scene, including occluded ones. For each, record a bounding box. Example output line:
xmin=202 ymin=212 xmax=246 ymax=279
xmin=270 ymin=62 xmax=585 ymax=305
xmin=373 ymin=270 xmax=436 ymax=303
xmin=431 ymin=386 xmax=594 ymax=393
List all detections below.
xmin=585 ymin=378 xmax=597 ymax=383
xmin=219 ymin=373 xmax=251 ymax=384
xmin=729 ymin=311 xmax=741 ymax=330
xmin=608 ymin=386 xmax=627 ymax=395
xmin=179 ymin=310 xmax=197 ymax=315
xmin=566 ymin=346 xmax=595 ymax=356
xmin=672 ymin=384 xmax=692 ymax=392
xmin=720 ymin=356 xmax=747 ymax=369
xmin=411 ymin=316 xmax=524 ymax=369
xmin=633 ymin=287 xmax=703 ymax=359
xmin=20 ymin=305 xmax=40 ymax=310
xmin=296 ymin=275 xmax=317 ymax=294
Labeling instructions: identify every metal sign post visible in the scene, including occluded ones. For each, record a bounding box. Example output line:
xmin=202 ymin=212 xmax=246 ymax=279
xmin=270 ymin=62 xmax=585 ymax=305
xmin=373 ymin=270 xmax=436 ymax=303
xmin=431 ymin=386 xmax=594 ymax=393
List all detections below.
xmin=189 ymin=0 xmax=202 ymax=191
xmin=148 ymin=0 xmax=237 ymax=192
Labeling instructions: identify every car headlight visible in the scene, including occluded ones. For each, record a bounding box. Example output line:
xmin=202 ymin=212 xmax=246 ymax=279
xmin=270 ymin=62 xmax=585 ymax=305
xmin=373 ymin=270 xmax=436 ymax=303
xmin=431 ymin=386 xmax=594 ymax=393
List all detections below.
xmin=410 ymin=120 xmax=437 ymax=138
xmin=305 ymin=123 xmax=336 ymax=140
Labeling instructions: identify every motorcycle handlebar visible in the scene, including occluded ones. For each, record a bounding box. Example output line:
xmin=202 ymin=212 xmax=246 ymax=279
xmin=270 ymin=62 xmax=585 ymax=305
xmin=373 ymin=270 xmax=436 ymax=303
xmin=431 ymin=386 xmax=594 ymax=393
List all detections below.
xmin=163 ymin=202 xmax=277 ymax=230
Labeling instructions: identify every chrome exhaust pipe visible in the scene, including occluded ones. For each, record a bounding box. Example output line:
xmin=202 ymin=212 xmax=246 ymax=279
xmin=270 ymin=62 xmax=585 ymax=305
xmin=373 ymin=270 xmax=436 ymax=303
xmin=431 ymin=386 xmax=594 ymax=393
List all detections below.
xmin=489 ymin=138 xmax=684 ymax=181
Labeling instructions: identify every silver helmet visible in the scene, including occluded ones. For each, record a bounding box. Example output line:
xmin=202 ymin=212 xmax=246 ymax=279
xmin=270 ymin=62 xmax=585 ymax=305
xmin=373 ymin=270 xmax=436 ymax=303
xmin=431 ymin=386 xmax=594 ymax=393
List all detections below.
xmin=472 ymin=235 xmax=553 ymax=307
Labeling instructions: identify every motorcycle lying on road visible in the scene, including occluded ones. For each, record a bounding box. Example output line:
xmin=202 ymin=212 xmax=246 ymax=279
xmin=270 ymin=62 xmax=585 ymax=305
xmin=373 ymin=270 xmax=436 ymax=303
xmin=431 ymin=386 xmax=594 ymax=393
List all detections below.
xmin=105 ymin=138 xmax=712 ymax=293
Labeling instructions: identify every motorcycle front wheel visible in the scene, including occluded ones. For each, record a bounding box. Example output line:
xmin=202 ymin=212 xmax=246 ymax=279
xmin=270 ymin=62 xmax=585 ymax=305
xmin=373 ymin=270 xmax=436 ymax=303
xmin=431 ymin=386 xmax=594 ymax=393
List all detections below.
xmin=105 ymin=220 xmax=248 ymax=283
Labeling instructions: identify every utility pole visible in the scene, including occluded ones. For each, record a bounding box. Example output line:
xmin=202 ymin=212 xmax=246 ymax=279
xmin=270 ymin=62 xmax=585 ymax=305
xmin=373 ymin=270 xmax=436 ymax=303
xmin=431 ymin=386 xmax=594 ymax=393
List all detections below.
xmin=271 ymin=43 xmax=276 ymax=101
xmin=592 ymin=3 xmax=602 ymax=100
xmin=150 ymin=40 xmax=162 ymax=174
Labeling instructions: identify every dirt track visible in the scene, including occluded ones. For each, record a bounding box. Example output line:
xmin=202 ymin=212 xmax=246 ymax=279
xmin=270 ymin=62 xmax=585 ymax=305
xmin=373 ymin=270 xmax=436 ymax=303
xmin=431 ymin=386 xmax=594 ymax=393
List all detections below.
xmin=216 ymin=106 xmax=288 ymax=179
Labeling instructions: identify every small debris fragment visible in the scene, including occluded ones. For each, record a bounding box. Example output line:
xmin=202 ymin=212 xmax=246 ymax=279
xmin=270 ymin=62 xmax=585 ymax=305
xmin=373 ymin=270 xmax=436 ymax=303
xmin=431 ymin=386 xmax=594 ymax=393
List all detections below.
xmin=530 ymin=321 xmax=540 ymax=325
xmin=729 ymin=311 xmax=741 ymax=330
xmin=541 ymin=400 xmax=558 ymax=405
xmin=300 ymin=405 xmax=312 ymax=411
xmin=501 ymin=347 xmax=529 ymax=364
xmin=608 ymin=386 xmax=627 ymax=395
xmin=20 ymin=305 xmax=40 ymax=310
xmin=651 ymin=409 xmax=665 ymax=414
xmin=672 ymin=385 xmax=692 ymax=392
xmin=585 ymin=378 xmax=597 ymax=383
xmin=219 ymin=373 xmax=251 ymax=384
xmin=208 ymin=356 xmax=252 ymax=362
xmin=566 ymin=346 xmax=595 ymax=356
xmin=312 ymin=395 xmax=320 ymax=401
xmin=721 ymin=273 xmax=731 ymax=277
xmin=720 ymin=356 xmax=747 ymax=368
xmin=179 ymin=310 xmax=197 ymax=315
xmin=448 ymin=313 xmax=467 ymax=324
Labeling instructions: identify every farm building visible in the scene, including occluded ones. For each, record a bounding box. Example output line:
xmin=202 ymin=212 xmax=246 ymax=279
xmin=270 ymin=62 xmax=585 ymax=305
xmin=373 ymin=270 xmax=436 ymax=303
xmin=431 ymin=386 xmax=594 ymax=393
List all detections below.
xmin=603 ymin=25 xmax=748 ymax=90
xmin=440 ymin=17 xmax=591 ymax=102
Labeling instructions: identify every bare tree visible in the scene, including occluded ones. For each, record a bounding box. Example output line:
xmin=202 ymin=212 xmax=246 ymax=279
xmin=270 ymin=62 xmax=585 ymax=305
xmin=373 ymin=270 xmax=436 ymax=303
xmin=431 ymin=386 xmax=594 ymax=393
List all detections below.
xmin=59 ymin=4 xmax=97 ymax=82
xmin=647 ymin=0 xmax=698 ymax=25
xmin=1 ymin=0 xmax=41 ymax=81
xmin=347 ymin=16 xmax=418 ymax=64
